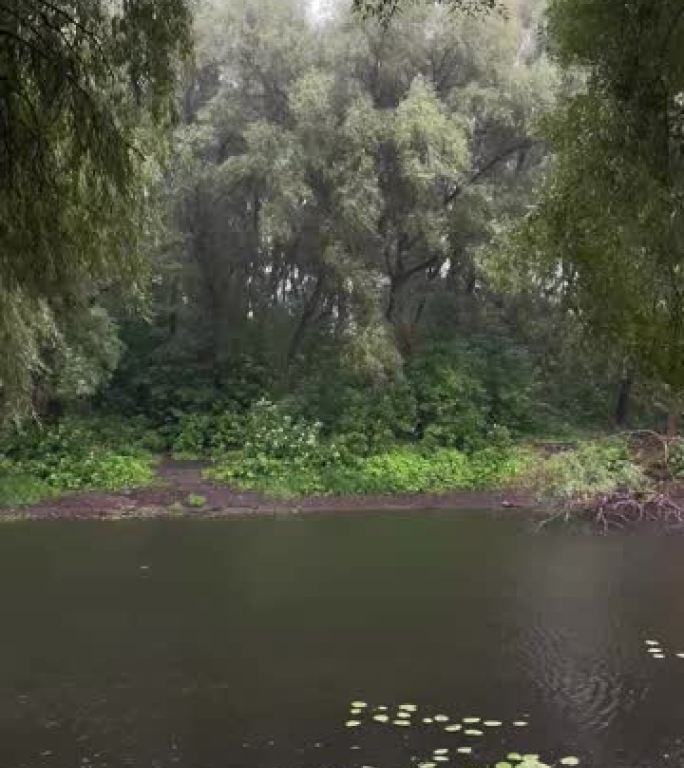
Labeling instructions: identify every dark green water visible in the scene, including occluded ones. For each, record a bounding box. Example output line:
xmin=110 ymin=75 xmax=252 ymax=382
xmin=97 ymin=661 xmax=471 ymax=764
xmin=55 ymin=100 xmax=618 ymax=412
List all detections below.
xmin=0 ymin=512 xmax=683 ymax=768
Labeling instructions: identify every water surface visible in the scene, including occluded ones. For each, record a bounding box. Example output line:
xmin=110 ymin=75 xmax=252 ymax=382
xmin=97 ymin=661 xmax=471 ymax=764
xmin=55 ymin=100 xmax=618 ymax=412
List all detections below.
xmin=0 ymin=512 xmax=683 ymax=768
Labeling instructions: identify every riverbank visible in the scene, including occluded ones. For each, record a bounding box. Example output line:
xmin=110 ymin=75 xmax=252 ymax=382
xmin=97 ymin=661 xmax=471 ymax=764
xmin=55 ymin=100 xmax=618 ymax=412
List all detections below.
xmin=1 ymin=420 xmax=682 ymax=523
xmin=0 ymin=458 xmax=534 ymax=520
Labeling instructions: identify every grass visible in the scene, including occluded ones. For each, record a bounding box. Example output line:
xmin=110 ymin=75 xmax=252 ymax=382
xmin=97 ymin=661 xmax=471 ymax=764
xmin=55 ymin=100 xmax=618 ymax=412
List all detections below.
xmin=0 ymin=468 xmax=56 ymax=507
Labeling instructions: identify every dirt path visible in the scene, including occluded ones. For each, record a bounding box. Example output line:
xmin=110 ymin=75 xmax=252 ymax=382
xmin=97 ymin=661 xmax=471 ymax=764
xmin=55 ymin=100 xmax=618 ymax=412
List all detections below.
xmin=2 ymin=457 xmax=534 ymax=520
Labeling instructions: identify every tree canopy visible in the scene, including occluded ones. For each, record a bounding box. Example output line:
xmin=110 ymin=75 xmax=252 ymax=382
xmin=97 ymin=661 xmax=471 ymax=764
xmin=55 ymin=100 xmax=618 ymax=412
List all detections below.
xmin=504 ymin=0 xmax=684 ymax=429
xmin=0 ymin=0 xmax=191 ymax=417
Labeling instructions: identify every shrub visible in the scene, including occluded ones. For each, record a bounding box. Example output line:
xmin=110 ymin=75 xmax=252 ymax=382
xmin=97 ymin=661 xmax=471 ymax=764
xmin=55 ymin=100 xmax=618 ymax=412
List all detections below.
xmin=172 ymin=410 xmax=245 ymax=456
xmin=206 ymin=444 xmax=530 ymax=498
xmin=532 ymin=438 xmax=648 ymax=503
xmin=407 ymin=345 xmax=489 ymax=449
xmin=241 ymin=399 xmax=322 ymax=461
xmin=0 ymin=417 xmax=155 ymax=495
xmin=669 ymin=440 xmax=684 ymax=479
xmin=0 ymin=458 xmax=55 ymax=507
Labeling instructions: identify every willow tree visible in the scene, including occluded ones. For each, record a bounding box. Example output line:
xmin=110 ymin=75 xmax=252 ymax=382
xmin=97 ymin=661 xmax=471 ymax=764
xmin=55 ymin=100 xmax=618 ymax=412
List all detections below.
xmin=0 ymin=0 xmax=191 ymax=418
xmin=352 ymin=0 xmax=501 ymax=24
xmin=510 ymin=0 xmax=684 ymax=433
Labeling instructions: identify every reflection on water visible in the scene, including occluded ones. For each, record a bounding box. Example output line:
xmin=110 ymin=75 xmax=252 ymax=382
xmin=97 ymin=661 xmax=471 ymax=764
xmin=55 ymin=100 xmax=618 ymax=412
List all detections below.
xmin=0 ymin=513 xmax=683 ymax=767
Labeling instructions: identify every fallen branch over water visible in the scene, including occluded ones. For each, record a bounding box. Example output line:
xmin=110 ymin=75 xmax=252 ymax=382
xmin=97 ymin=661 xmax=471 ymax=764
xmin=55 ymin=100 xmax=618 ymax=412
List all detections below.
xmin=540 ymin=491 xmax=684 ymax=533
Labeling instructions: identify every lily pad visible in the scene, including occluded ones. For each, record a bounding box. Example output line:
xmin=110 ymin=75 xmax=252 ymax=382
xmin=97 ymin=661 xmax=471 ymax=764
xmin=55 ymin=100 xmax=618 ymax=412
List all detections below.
xmin=396 ymin=711 xmax=411 ymax=719
xmin=350 ymin=708 xmax=363 ymax=715
xmin=496 ymin=763 xmax=513 ymax=768
xmin=423 ymin=717 xmax=434 ymax=724
xmin=444 ymin=724 xmax=462 ymax=732
xmin=652 ymin=653 xmax=666 ymax=659
xmin=399 ymin=703 xmax=417 ymax=712
xmin=464 ymin=729 xmax=483 ymax=736
xmin=434 ymin=757 xmax=449 ymax=763
xmin=484 ymin=720 xmax=502 ymax=726
xmin=463 ymin=717 xmax=481 ymax=723
xmin=560 ymin=758 xmax=580 ymax=766
xmin=434 ymin=748 xmax=449 ymax=755
xmin=373 ymin=714 xmax=389 ymax=723
xmin=677 ymin=653 xmax=684 ymax=658
xmin=351 ymin=701 xmax=367 ymax=708
xmin=434 ymin=715 xmax=450 ymax=722
xmin=345 ymin=720 xmax=361 ymax=728
xmin=418 ymin=763 xmax=437 ymax=768
xmin=507 ymin=753 xmax=523 ymax=761
xmin=393 ymin=720 xmax=410 ymax=727
xmin=513 ymin=721 xmax=529 ymax=727
xmin=645 ymin=640 xmax=660 ymax=646
xmin=457 ymin=747 xmax=472 ymax=754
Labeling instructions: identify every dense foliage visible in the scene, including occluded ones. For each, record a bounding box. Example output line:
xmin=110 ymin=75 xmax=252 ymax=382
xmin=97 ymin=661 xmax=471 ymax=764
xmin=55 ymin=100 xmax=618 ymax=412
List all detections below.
xmin=0 ymin=0 xmax=682 ymax=511
xmin=0 ymin=0 xmax=191 ymax=417
xmin=0 ymin=417 xmax=156 ymax=505
xmin=503 ymin=0 xmax=684 ymax=433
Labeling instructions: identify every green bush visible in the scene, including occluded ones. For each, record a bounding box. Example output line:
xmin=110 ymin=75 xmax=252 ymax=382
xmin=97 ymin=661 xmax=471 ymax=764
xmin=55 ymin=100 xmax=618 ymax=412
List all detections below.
xmin=291 ymin=373 xmax=418 ymax=455
xmin=407 ymin=345 xmax=489 ymax=449
xmin=0 ymin=417 xmax=155 ymax=497
xmin=533 ymin=438 xmax=648 ymax=503
xmin=172 ymin=410 xmax=246 ymax=456
xmin=206 ymin=444 xmax=530 ymax=498
xmin=241 ymin=399 xmax=322 ymax=461
xmin=669 ymin=440 xmax=684 ymax=479
xmin=0 ymin=459 xmax=55 ymax=507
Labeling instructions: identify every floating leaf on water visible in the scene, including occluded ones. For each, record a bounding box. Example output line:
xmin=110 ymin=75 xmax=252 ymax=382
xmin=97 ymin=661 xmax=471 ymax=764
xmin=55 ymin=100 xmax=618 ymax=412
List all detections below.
xmin=484 ymin=720 xmax=502 ymax=727
xmin=434 ymin=715 xmax=450 ymax=722
xmin=418 ymin=763 xmax=437 ymax=768
xmin=522 ymin=755 xmax=539 ymax=760
xmin=560 ymin=758 xmax=580 ymax=766
xmin=444 ymin=724 xmax=462 ymax=732
xmin=423 ymin=717 xmax=434 ymax=724
xmin=647 ymin=648 xmax=662 ymax=654
xmin=434 ymin=748 xmax=449 ymax=755
xmin=677 ymin=653 xmax=684 ymax=658
xmin=457 ymin=747 xmax=472 ymax=754
xmin=345 ymin=720 xmax=361 ymax=728
xmin=351 ymin=701 xmax=367 ymax=708
xmin=434 ymin=757 xmax=449 ymax=763
xmin=464 ymin=729 xmax=483 ymax=736
xmin=393 ymin=720 xmax=410 ymax=727
xmin=350 ymin=708 xmax=363 ymax=715
xmin=396 ymin=711 xmax=411 ymax=719
xmin=645 ymin=640 xmax=659 ymax=646
xmin=373 ymin=714 xmax=389 ymax=723
xmin=463 ymin=717 xmax=481 ymax=723
xmin=399 ymin=703 xmax=418 ymax=712
xmin=507 ymin=753 xmax=523 ymax=761
xmin=496 ymin=763 xmax=512 ymax=768
xmin=376 ymin=705 xmax=388 ymax=711
xmin=513 ymin=721 xmax=529 ymax=727
xmin=652 ymin=653 xmax=666 ymax=659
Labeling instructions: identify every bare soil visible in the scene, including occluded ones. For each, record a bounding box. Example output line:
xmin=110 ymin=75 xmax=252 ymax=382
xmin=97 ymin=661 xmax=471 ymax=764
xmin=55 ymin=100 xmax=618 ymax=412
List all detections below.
xmin=2 ymin=457 xmax=534 ymax=520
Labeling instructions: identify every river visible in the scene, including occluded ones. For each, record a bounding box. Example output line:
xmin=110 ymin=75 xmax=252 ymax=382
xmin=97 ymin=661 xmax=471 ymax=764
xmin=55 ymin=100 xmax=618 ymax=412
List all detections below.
xmin=0 ymin=512 xmax=682 ymax=768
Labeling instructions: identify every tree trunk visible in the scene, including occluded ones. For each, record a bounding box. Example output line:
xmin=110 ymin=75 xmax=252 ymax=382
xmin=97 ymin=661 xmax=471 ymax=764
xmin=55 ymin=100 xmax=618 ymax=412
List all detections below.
xmin=666 ymin=407 xmax=680 ymax=438
xmin=287 ymin=275 xmax=324 ymax=367
xmin=614 ymin=375 xmax=632 ymax=427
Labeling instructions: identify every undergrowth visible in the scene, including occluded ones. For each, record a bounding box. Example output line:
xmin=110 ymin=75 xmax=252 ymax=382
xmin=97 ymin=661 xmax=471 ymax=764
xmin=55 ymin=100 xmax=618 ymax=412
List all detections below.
xmin=0 ymin=417 xmax=156 ymax=506
xmin=530 ymin=437 xmax=650 ymax=507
